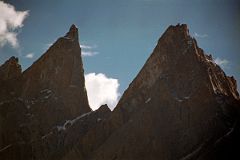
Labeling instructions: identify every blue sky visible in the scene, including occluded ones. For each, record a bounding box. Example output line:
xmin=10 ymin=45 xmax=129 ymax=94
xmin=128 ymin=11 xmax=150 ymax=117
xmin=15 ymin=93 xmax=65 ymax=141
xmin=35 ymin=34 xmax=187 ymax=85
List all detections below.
xmin=0 ymin=0 xmax=239 ymax=109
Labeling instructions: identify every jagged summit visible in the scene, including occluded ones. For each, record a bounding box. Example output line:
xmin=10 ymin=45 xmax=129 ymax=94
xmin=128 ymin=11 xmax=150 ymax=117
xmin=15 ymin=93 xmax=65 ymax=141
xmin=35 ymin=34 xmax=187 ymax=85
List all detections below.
xmin=0 ymin=24 xmax=92 ymax=159
xmin=163 ymin=23 xmax=189 ymax=37
xmin=116 ymin=23 xmax=239 ymax=112
xmin=0 ymin=24 xmax=239 ymax=160
xmin=64 ymin=24 xmax=79 ymax=41
xmin=98 ymin=104 xmax=111 ymax=113
xmin=7 ymin=56 xmax=19 ymax=63
xmin=21 ymin=23 xmax=90 ymax=115
xmin=88 ymin=24 xmax=240 ymax=160
xmin=0 ymin=56 xmax=21 ymax=81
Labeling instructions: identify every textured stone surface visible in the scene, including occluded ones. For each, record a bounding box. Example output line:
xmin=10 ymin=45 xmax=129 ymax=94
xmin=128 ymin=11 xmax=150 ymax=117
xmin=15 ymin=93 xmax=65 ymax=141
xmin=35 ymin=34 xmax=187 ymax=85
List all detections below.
xmin=17 ymin=25 xmax=91 ymax=140
xmin=0 ymin=25 xmax=93 ymax=160
xmin=0 ymin=24 xmax=239 ymax=160
xmin=0 ymin=56 xmax=21 ymax=81
xmin=21 ymin=24 xmax=90 ymax=118
xmin=0 ymin=56 xmax=22 ymax=102
xmin=87 ymin=24 xmax=240 ymax=160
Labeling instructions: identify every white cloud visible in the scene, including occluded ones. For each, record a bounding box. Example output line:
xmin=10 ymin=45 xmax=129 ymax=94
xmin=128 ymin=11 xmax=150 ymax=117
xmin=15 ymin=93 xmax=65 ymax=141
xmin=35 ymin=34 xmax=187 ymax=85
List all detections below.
xmin=214 ymin=57 xmax=229 ymax=69
xmin=80 ymin=44 xmax=94 ymax=49
xmin=25 ymin=53 xmax=34 ymax=59
xmin=80 ymin=44 xmax=98 ymax=57
xmin=0 ymin=1 xmax=29 ymax=48
xmin=193 ymin=32 xmax=208 ymax=38
xmin=82 ymin=51 xmax=99 ymax=56
xmin=85 ymin=73 xmax=120 ymax=110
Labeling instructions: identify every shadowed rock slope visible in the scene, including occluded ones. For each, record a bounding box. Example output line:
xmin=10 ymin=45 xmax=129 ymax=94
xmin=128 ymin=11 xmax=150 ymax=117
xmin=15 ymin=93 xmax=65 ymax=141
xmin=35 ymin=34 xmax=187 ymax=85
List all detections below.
xmin=66 ymin=24 xmax=240 ymax=160
xmin=0 ymin=25 xmax=107 ymax=160
xmin=0 ymin=24 xmax=239 ymax=160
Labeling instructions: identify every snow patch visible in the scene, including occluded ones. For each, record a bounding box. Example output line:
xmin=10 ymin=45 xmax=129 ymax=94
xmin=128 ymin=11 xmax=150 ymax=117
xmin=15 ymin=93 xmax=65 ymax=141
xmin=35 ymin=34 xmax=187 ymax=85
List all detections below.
xmin=44 ymin=94 xmax=51 ymax=99
xmin=0 ymin=144 xmax=12 ymax=152
xmin=40 ymin=89 xmax=52 ymax=94
xmin=40 ymin=89 xmax=53 ymax=100
xmin=206 ymin=58 xmax=214 ymax=64
xmin=63 ymin=37 xmax=71 ymax=40
xmin=57 ymin=111 xmax=92 ymax=131
xmin=175 ymin=96 xmax=190 ymax=102
xmin=41 ymin=131 xmax=53 ymax=140
xmin=71 ymin=112 xmax=92 ymax=124
xmin=145 ymin=98 xmax=151 ymax=104
xmin=69 ymin=85 xmax=77 ymax=88
xmin=175 ymin=98 xmax=183 ymax=102
xmin=31 ymin=100 xmax=35 ymax=104
xmin=187 ymin=40 xmax=193 ymax=45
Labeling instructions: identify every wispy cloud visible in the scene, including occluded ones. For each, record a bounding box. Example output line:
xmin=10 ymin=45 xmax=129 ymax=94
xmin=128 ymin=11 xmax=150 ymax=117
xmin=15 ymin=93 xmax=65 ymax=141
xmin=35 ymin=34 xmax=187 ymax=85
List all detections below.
xmin=0 ymin=1 xmax=29 ymax=48
xmin=81 ymin=44 xmax=98 ymax=57
xmin=82 ymin=51 xmax=99 ymax=57
xmin=214 ymin=57 xmax=230 ymax=69
xmin=43 ymin=43 xmax=99 ymax=57
xmin=193 ymin=32 xmax=208 ymax=38
xmin=80 ymin=44 xmax=96 ymax=49
xmin=25 ymin=53 xmax=34 ymax=59
xmin=85 ymin=73 xmax=120 ymax=110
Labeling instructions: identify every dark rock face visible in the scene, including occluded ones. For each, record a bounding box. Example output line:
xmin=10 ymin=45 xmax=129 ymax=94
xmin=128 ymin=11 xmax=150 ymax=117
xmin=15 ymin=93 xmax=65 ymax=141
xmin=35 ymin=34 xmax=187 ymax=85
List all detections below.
xmin=0 ymin=56 xmax=21 ymax=81
xmin=0 ymin=24 xmax=239 ymax=160
xmin=30 ymin=104 xmax=111 ymax=160
xmin=86 ymin=24 xmax=240 ymax=160
xmin=21 ymin=24 xmax=90 ymax=118
xmin=0 ymin=25 xmax=94 ymax=160
xmin=0 ymin=56 xmax=22 ymax=101
xmin=19 ymin=25 xmax=91 ymax=136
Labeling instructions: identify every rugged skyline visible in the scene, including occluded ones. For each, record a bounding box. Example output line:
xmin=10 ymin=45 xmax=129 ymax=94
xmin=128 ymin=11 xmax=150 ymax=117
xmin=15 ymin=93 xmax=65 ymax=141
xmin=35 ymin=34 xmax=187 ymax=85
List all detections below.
xmin=0 ymin=23 xmax=239 ymax=160
xmin=0 ymin=0 xmax=239 ymax=110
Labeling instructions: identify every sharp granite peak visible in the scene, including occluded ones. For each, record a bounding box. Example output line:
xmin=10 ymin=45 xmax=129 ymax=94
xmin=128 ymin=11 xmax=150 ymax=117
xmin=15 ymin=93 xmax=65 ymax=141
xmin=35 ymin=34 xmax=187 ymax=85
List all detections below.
xmin=0 ymin=24 xmax=107 ymax=160
xmin=0 ymin=56 xmax=21 ymax=81
xmin=0 ymin=24 xmax=239 ymax=160
xmin=64 ymin=24 xmax=79 ymax=41
xmin=84 ymin=24 xmax=240 ymax=160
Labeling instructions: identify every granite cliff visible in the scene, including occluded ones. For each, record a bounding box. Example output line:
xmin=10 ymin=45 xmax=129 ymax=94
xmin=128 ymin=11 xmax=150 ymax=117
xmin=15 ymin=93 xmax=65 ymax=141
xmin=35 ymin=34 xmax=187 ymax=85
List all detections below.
xmin=0 ymin=24 xmax=239 ymax=160
xmin=83 ymin=24 xmax=240 ymax=160
xmin=0 ymin=25 xmax=108 ymax=160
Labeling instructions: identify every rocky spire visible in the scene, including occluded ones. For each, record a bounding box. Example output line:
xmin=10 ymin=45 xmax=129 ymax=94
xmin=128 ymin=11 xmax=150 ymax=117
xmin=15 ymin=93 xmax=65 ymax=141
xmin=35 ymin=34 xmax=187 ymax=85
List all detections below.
xmin=0 ymin=56 xmax=21 ymax=81
xmin=0 ymin=25 xmax=91 ymax=160
xmin=89 ymin=24 xmax=240 ymax=159
xmin=21 ymin=24 xmax=91 ymax=126
xmin=0 ymin=23 xmax=239 ymax=160
xmin=64 ymin=24 xmax=79 ymax=41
